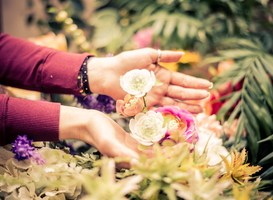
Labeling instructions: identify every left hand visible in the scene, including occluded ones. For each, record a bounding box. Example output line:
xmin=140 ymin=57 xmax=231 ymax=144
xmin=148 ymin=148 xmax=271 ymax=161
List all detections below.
xmin=88 ymin=48 xmax=212 ymax=114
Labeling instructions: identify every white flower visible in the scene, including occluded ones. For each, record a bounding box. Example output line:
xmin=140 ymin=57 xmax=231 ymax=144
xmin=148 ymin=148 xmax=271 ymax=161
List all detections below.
xmin=120 ymin=69 xmax=156 ymax=97
xmin=195 ymin=129 xmax=230 ymax=167
xmin=129 ymin=111 xmax=167 ymax=146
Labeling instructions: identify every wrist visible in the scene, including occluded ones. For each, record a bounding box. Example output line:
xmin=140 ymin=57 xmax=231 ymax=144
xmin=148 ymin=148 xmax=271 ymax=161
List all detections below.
xmin=59 ymin=106 xmax=90 ymax=142
xmin=87 ymin=56 xmax=118 ymax=97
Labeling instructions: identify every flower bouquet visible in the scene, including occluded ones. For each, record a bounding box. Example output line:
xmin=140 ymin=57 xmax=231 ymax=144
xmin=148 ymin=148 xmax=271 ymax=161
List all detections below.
xmin=0 ymin=69 xmax=271 ymax=200
xmin=116 ymin=69 xmax=199 ymax=151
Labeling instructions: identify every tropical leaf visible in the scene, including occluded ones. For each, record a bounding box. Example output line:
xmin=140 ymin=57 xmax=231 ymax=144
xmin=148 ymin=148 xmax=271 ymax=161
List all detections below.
xmin=205 ymin=37 xmax=273 ymax=183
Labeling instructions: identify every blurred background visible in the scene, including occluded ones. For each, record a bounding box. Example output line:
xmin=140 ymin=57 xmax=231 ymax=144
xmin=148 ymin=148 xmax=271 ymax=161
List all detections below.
xmin=1 ymin=0 xmax=273 ymax=190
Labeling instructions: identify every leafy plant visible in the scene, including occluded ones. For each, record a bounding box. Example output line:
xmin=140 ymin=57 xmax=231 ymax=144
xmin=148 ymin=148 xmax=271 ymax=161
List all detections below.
xmin=90 ymin=0 xmax=273 ymax=54
xmin=203 ymin=37 xmax=273 ymax=191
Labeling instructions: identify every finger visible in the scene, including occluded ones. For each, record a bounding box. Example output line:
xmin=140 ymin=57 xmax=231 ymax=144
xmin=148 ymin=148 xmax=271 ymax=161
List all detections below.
xmin=149 ymin=49 xmax=185 ymax=63
xmin=158 ymin=97 xmax=204 ymax=114
xmin=171 ymin=72 xmax=213 ymax=90
xmin=167 ymin=85 xmax=210 ymax=100
xmin=102 ymin=138 xmax=140 ymax=158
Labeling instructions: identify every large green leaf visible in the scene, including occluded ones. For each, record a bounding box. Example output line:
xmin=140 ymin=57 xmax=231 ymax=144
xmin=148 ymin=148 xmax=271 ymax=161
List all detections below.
xmin=234 ymin=113 xmax=245 ymax=148
xmin=261 ymin=166 xmax=273 ymax=180
xmin=226 ymin=101 xmax=241 ymax=126
xmin=253 ymin=59 xmax=273 ymax=109
xmin=216 ymin=90 xmax=241 ymax=120
xmin=163 ymin=16 xmax=177 ymax=39
xmin=258 ymin=152 xmax=273 ymax=165
xmin=260 ymin=55 xmax=273 ymax=77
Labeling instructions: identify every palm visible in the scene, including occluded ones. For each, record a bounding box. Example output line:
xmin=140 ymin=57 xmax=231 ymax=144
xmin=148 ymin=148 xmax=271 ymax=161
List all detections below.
xmin=89 ymin=48 xmax=212 ymax=114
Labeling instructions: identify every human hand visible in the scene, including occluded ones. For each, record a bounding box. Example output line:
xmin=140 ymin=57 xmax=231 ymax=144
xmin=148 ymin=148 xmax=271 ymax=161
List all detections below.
xmin=59 ymin=105 xmax=152 ymax=168
xmin=88 ymin=48 xmax=212 ymax=114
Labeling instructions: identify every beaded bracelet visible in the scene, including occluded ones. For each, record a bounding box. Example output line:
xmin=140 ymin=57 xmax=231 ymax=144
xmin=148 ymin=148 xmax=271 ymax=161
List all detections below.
xmin=78 ymin=56 xmax=93 ymax=95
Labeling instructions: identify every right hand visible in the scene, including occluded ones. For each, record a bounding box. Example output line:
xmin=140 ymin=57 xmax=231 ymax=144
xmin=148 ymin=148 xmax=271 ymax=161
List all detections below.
xmin=58 ymin=105 xmax=152 ymax=168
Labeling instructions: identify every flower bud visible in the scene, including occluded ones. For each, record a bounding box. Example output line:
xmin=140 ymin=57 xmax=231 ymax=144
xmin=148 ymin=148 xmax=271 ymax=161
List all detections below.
xmin=56 ymin=11 xmax=68 ymax=22
xmin=116 ymin=94 xmax=144 ymax=117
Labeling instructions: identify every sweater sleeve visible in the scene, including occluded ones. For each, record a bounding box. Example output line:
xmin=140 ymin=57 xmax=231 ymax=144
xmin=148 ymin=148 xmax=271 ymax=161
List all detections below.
xmin=0 ymin=33 xmax=91 ymax=94
xmin=0 ymin=33 xmax=92 ymax=145
xmin=0 ymin=94 xmax=60 ymax=145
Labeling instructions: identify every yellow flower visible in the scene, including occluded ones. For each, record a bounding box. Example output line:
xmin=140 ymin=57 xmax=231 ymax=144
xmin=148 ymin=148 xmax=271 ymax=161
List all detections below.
xmin=179 ymin=50 xmax=202 ymax=63
xmin=159 ymin=62 xmax=179 ymax=72
xmin=233 ymin=184 xmax=253 ymax=200
xmin=220 ymin=148 xmax=262 ymax=185
xmin=159 ymin=50 xmax=202 ymax=72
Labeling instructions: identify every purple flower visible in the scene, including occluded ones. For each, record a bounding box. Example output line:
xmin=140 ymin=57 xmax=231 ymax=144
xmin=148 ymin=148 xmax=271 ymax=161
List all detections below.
xmin=29 ymin=149 xmax=46 ymax=165
xmin=12 ymin=135 xmax=34 ymax=161
xmin=74 ymin=95 xmax=97 ymax=109
xmin=12 ymin=135 xmax=45 ymax=165
xmin=74 ymin=94 xmax=115 ymax=114
xmin=96 ymin=95 xmax=115 ymax=114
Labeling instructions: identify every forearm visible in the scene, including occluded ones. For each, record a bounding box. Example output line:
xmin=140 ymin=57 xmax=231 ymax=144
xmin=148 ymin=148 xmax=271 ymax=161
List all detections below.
xmin=0 ymin=33 xmax=91 ymax=95
xmin=0 ymin=94 xmax=60 ymax=145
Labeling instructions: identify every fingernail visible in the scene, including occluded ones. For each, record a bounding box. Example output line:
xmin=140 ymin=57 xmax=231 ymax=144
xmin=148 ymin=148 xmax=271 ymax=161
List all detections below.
xmin=130 ymin=158 xmax=139 ymax=166
xmin=203 ymin=108 xmax=206 ymax=113
xmin=209 ymin=82 xmax=213 ymax=89
xmin=205 ymin=92 xmax=210 ymax=99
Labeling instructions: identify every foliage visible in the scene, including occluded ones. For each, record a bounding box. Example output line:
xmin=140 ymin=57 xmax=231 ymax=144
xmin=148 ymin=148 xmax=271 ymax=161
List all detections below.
xmin=203 ymin=37 xmax=273 ymax=191
xmin=90 ymin=0 xmax=273 ymax=54
xmin=1 ymin=142 xmax=271 ymax=199
xmin=28 ymin=0 xmax=273 ymax=54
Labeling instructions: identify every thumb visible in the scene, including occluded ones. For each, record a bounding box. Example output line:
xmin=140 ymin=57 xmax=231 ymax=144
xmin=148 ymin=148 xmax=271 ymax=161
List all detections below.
xmin=113 ymin=143 xmax=140 ymax=169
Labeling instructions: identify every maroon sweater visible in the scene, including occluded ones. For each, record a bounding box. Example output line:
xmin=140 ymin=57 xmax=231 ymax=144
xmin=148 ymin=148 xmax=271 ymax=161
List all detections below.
xmin=0 ymin=33 xmax=91 ymax=145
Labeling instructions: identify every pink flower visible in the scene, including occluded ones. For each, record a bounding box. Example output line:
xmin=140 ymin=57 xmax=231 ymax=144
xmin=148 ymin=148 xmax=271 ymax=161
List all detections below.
xmin=116 ymin=94 xmax=144 ymax=117
xmin=155 ymin=106 xmax=198 ymax=144
xmin=195 ymin=113 xmax=222 ymax=137
xmin=133 ymin=28 xmax=153 ymax=49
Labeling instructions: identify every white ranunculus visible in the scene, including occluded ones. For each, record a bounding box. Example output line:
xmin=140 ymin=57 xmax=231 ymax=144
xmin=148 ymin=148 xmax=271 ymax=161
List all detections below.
xmin=129 ymin=111 xmax=167 ymax=146
xmin=120 ymin=69 xmax=156 ymax=97
xmin=195 ymin=129 xmax=230 ymax=167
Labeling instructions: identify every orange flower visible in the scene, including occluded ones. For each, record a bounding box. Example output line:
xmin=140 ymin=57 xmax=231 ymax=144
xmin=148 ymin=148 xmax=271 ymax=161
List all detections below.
xmin=217 ymin=59 xmax=234 ymax=74
xmin=116 ymin=94 xmax=144 ymax=117
xmin=28 ymin=32 xmax=67 ymax=51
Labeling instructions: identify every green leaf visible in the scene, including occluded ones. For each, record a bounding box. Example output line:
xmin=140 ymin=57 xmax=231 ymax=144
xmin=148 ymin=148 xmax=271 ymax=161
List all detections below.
xmin=234 ymin=113 xmax=245 ymax=148
xmin=217 ymin=49 xmax=259 ymax=60
xmin=163 ymin=16 xmax=177 ymax=39
xmin=142 ymin=181 xmax=161 ymax=199
xmin=177 ymin=21 xmax=188 ymax=39
xmin=244 ymin=119 xmax=258 ymax=163
xmin=253 ymin=59 xmax=273 ymax=109
xmin=163 ymin=186 xmax=177 ymax=200
xmin=261 ymin=166 xmax=273 ymax=180
xmin=138 ymin=144 xmax=150 ymax=151
xmin=152 ymin=18 xmax=166 ymax=37
xmin=258 ymin=152 xmax=273 ymax=165
xmin=226 ymin=101 xmax=241 ymax=127
xmin=259 ymin=55 xmax=273 ymax=77
xmin=242 ymin=101 xmax=259 ymax=137
xmin=217 ymin=38 xmax=264 ymax=50
xmin=216 ymin=90 xmax=241 ymax=120
xmin=258 ymin=135 xmax=273 ymax=144
xmin=154 ymin=79 xmax=163 ymax=87
xmin=243 ymin=91 xmax=273 ymax=131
